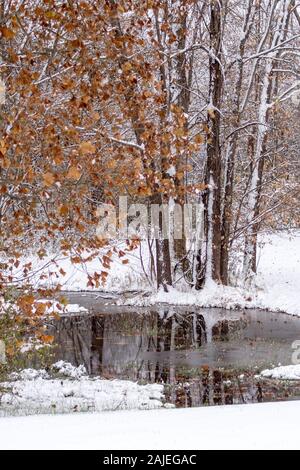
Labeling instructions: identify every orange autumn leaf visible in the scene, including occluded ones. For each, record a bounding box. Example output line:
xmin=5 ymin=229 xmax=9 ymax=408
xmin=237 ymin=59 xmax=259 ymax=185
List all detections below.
xmin=194 ymin=134 xmax=205 ymax=145
xmin=6 ymin=345 xmax=15 ymax=357
xmin=91 ymin=112 xmax=100 ymax=121
xmin=59 ymin=205 xmax=69 ymax=216
xmin=66 ymin=166 xmax=81 ymax=180
xmin=0 ymin=139 xmax=7 ymax=156
xmin=122 ymin=61 xmax=133 ymax=72
xmin=1 ymin=27 xmax=15 ymax=39
xmin=45 ymin=11 xmax=56 ymax=20
xmin=34 ymin=302 xmax=47 ymax=316
xmin=79 ymin=141 xmax=96 ymax=155
xmin=43 ymin=172 xmax=55 ymax=187
xmin=40 ymin=335 xmax=54 ymax=344
xmin=17 ymin=294 xmax=35 ymax=307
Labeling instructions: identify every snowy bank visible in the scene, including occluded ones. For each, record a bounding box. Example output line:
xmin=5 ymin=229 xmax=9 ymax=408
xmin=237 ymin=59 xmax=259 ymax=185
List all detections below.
xmin=0 ymin=299 xmax=88 ymax=317
xmin=0 ymin=401 xmax=300 ymax=450
xmin=0 ymin=363 xmax=166 ymax=416
xmin=123 ymin=232 xmax=300 ymax=317
xmin=261 ymin=364 xmax=300 ymax=381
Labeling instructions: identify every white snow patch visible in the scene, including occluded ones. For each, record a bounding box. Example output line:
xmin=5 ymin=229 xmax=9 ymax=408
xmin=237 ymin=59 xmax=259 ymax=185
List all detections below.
xmin=52 ymin=361 xmax=87 ymax=379
xmin=261 ymin=365 xmax=300 ymax=381
xmin=166 ymin=165 xmax=176 ymax=177
xmin=19 ymin=338 xmax=51 ymax=354
xmin=123 ymin=283 xmax=254 ymax=311
xmin=0 ymin=365 xmax=166 ymax=416
xmin=0 ymin=401 xmax=300 ymax=450
xmin=9 ymin=369 xmax=49 ymax=381
xmin=34 ymin=300 xmax=88 ymax=315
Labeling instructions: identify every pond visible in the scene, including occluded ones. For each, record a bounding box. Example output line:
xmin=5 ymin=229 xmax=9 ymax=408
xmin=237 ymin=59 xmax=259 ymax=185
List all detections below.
xmin=37 ymin=293 xmax=300 ymax=408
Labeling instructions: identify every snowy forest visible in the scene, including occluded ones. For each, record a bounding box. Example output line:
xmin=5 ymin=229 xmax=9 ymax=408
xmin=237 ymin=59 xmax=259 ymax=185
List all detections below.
xmin=0 ymin=0 xmax=300 ymax=451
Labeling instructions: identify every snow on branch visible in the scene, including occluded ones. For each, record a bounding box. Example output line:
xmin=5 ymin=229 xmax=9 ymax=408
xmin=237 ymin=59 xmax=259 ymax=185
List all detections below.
xmin=108 ymin=136 xmax=145 ymax=152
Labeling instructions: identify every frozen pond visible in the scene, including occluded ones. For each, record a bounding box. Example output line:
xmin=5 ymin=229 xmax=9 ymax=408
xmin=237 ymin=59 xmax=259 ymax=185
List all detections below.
xmin=37 ymin=293 xmax=300 ymax=408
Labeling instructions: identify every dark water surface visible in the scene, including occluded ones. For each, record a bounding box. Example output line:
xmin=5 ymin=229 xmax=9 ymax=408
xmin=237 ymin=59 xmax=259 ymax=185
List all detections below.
xmin=45 ymin=293 xmax=300 ymax=407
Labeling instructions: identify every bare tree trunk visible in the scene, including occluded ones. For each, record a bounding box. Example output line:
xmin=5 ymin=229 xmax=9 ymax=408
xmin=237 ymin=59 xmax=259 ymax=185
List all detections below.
xmin=173 ymin=7 xmax=192 ymax=280
xmin=198 ymin=0 xmax=223 ymax=287
xmin=150 ymin=192 xmax=173 ymax=291
xmin=243 ymin=0 xmax=292 ymax=282
xmin=220 ymin=0 xmax=254 ymax=284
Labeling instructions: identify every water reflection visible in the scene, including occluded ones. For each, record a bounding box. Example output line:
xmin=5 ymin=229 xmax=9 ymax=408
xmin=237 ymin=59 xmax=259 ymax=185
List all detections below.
xmin=47 ymin=306 xmax=300 ymax=408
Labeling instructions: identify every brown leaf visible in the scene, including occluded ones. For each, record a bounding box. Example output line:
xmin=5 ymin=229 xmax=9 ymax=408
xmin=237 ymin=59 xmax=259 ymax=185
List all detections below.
xmin=43 ymin=172 xmax=55 ymax=187
xmin=79 ymin=141 xmax=96 ymax=155
xmin=194 ymin=134 xmax=205 ymax=145
xmin=66 ymin=166 xmax=81 ymax=180
xmin=40 ymin=335 xmax=54 ymax=344
xmin=1 ymin=27 xmax=15 ymax=40
xmin=59 ymin=205 xmax=69 ymax=216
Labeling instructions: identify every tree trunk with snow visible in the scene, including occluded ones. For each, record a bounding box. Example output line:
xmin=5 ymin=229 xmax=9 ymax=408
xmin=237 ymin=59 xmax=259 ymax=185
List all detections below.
xmin=173 ymin=8 xmax=192 ymax=281
xmin=151 ymin=194 xmax=173 ymax=292
xmin=197 ymin=0 xmax=223 ymax=288
xmin=220 ymin=0 xmax=255 ymax=285
xmin=243 ymin=0 xmax=293 ymax=282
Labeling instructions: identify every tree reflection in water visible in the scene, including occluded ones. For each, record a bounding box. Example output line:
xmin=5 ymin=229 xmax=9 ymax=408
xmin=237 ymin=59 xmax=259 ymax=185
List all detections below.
xmin=48 ymin=309 xmax=300 ymax=408
xmin=53 ymin=310 xmax=207 ymax=377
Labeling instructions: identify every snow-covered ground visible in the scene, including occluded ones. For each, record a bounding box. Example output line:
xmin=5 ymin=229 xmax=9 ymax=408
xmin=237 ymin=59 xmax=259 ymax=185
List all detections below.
xmin=1 ymin=233 xmax=299 ymax=449
xmin=1 ymin=360 xmax=300 ymax=449
xmin=124 ymin=232 xmax=300 ymax=316
xmin=256 ymin=231 xmax=300 ymax=316
xmin=0 ymin=401 xmax=299 ymax=450
xmin=7 ymin=243 xmax=150 ymax=293
xmin=0 ymin=363 xmax=166 ymax=416
xmin=261 ymin=364 xmax=300 ymax=380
